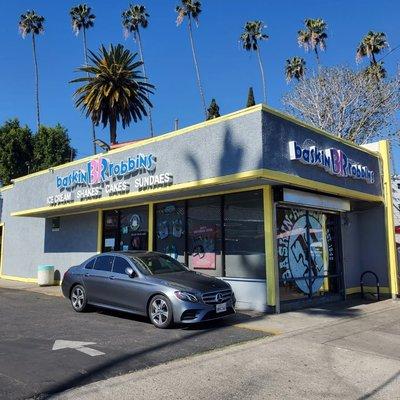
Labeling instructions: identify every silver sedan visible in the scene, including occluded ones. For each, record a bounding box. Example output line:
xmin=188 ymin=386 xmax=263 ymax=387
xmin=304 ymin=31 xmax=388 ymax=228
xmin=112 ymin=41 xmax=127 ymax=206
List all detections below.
xmin=61 ymin=251 xmax=236 ymax=328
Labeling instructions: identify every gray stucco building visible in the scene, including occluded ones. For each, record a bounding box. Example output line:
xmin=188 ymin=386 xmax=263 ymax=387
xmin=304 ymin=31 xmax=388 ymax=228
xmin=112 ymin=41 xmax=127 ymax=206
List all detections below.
xmin=0 ymin=104 xmax=398 ymax=311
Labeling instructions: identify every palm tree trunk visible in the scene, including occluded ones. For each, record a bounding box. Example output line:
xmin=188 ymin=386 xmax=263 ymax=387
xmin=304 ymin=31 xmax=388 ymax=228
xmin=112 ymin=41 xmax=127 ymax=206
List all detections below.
xmin=83 ymin=27 xmax=97 ymax=155
xmin=110 ymin=116 xmax=117 ymax=145
xmin=256 ymin=47 xmax=267 ymax=104
xmin=32 ymin=34 xmax=41 ymax=132
xmin=187 ymin=16 xmax=207 ymax=119
xmin=314 ymin=47 xmax=320 ymax=69
xmin=135 ymin=29 xmax=154 ymax=138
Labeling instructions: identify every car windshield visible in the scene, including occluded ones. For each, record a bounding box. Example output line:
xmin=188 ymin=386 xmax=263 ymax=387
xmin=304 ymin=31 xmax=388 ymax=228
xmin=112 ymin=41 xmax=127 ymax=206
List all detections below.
xmin=132 ymin=254 xmax=187 ymax=275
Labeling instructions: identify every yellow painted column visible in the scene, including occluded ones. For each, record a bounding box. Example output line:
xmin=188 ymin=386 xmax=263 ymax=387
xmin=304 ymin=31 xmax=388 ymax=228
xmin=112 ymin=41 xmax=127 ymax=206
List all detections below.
xmin=379 ymin=140 xmax=398 ymax=298
xmin=263 ymin=186 xmax=278 ymax=310
xmin=148 ymin=203 xmax=154 ymax=251
xmin=97 ymin=210 xmax=103 ymax=253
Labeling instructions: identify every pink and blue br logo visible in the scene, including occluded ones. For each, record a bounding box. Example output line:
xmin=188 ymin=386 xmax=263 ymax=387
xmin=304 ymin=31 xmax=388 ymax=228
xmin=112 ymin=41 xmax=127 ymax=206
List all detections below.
xmin=88 ymin=157 xmax=108 ymax=184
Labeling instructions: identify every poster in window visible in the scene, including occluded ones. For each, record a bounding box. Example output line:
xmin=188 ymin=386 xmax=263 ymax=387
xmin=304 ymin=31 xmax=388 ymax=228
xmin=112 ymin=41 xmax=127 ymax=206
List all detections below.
xmin=192 ymin=226 xmax=216 ymax=270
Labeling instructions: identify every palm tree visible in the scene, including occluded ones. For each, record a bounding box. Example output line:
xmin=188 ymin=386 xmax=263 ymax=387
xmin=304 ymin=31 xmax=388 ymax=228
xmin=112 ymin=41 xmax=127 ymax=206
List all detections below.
xmin=298 ymin=18 xmax=327 ymax=66
xmin=122 ymin=4 xmax=154 ymax=137
xmin=240 ymin=20 xmax=269 ymax=104
xmin=356 ymin=31 xmax=388 ymax=80
xmin=70 ymin=4 xmax=97 ymax=154
xmin=285 ymin=57 xmax=306 ymax=82
xmin=19 ymin=10 xmax=45 ymax=133
xmin=356 ymin=31 xmax=388 ymax=64
xmin=176 ymin=0 xmax=207 ymax=118
xmin=71 ymin=44 xmax=154 ymax=144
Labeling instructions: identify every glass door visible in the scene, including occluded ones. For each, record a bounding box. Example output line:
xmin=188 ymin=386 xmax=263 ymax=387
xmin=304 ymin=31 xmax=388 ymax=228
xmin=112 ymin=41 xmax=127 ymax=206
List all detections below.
xmin=103 ymin=205 xmax=149 ymax=252
xmin=276 ymin=207 xmax=342 ymax=302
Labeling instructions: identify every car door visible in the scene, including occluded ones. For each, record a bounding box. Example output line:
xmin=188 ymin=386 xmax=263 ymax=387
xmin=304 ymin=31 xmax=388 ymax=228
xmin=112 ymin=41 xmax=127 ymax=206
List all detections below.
xmin=108 ymin=255 xmax=152 ymax=313
xmin=83 ymin=255 xmax=114 ymax=305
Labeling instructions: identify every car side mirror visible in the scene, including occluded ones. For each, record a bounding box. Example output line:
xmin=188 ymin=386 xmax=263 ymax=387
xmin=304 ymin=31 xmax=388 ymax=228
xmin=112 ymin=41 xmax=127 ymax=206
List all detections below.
xmin=125 ymin=266 xmax=136 ymax=278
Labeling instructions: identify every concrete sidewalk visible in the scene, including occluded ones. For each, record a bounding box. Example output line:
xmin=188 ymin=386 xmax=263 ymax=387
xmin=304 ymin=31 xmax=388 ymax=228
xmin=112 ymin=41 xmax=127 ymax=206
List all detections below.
xmin=0 ymin=278 xmax=62 ymax=297
xmin=54 ymin=299 xmax=400 ymax=400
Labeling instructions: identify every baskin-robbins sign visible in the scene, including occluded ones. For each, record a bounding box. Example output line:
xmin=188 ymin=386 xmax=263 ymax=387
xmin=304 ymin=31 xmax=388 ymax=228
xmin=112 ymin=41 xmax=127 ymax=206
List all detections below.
xmin=47 ymin=153 xmax=173 ymax=206
xmin=288 ymin=141 xmax=375 ymax=184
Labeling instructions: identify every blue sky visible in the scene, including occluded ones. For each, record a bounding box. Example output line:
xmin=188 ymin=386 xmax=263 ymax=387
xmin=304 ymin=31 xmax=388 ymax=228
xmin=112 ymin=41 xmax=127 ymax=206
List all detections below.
xmin=0 ymin=0 xmax=399 ymax=171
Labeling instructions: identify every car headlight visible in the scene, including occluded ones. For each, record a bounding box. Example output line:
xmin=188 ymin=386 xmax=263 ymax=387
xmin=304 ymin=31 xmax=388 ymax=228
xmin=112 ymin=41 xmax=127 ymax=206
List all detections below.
xmin=174 ymin=291 xmax=198 ymax=303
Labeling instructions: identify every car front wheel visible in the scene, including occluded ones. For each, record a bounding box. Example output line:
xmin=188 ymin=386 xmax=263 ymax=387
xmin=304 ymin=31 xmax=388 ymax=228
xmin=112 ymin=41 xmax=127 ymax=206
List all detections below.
xmin=70 ymin=284 xmax=88 ymax=312
xmin=148 ymin=295 xmax=173 ymax=328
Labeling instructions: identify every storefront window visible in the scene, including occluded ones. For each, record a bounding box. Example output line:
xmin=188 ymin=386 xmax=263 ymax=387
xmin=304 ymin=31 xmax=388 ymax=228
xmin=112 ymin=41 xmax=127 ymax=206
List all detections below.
xmin=224 ymin=191 xmax=265 ymax=279
xmin=187 ymin=196 xmax=222 ymax=277
xmin=276 ymin=207 xmax=341 ymax=302
xmin=155 ymin=202 xmax=185 ymax=263
xmin=103 ymin=206 xmax=148 ymax=252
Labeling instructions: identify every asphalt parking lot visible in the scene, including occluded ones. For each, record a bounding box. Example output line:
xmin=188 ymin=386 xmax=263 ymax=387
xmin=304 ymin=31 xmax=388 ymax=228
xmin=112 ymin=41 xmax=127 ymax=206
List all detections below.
xmin=0 ymin=288 xmax=267 ymax=400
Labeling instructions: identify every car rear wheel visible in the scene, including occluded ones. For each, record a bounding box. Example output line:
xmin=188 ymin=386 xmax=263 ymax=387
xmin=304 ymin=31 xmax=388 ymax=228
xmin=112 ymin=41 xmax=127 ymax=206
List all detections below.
xmin=70 ymin=284 xmax=88 ymax=312
xmin=148 ymin=295 xmax=173 ymax=329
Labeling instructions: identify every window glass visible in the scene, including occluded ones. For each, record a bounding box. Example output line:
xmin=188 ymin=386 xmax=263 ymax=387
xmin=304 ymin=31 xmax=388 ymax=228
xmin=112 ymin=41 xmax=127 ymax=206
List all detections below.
xmin=103 ymin=211 xmax=119 ymax=251
xmin=94 ymin=255 xmax=114 ymax=272
xmin=187 ymin=196 xmax=222 ymax=277
xmin=224 ymin=190 xmax=265 ymax=279
xmin=102 ymin=206 xmax=149 ymax=252
xmin=119 ymin=206 xmax=148 ymax=251
xmin=112 ymin=256 xmax=131 ymax=275
xmin=134 ymin=254 xmax=187 ymax=275
xmin=155 ymin=202 xmax=185 ymax=263
xmin=84 ymin=258 xmax=95 ymax=269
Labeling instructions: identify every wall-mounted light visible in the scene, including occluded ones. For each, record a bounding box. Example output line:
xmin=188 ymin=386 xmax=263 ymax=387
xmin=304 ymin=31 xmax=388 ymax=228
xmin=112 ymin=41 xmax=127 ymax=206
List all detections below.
xmin=93 ymin=139 xmax=110 ymax=152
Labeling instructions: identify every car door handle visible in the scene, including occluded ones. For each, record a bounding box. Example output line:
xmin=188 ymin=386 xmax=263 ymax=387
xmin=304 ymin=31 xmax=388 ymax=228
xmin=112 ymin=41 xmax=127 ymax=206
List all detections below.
xmin=84 ymin=273 xmax=91 ymax=277
xmin=109 ymin=276 xmax=116 ymax=280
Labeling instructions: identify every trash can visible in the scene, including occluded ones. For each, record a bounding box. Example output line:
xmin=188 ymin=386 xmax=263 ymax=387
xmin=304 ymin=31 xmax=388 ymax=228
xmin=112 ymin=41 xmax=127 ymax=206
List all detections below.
xmin=37 ymin=265 xmax=55 ymax=286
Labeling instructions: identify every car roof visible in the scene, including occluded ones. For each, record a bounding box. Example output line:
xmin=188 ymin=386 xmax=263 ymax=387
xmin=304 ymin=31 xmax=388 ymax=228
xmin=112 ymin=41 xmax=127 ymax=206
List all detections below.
xmin=103 ymin=250 xmax=161 ymax=258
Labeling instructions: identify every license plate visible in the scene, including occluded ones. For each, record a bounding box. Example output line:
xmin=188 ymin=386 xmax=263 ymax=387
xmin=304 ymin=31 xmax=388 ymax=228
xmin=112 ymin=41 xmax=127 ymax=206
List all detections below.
xmin=216 ymin=302 xmax=227 ymax=313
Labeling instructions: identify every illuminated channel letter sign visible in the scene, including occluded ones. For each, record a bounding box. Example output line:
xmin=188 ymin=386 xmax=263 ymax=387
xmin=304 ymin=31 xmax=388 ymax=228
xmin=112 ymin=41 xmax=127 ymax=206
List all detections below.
xmin=288 ymin=141 xmax=374 ymax=184
xmin=56 ymin=154 xmax=155 ymax=189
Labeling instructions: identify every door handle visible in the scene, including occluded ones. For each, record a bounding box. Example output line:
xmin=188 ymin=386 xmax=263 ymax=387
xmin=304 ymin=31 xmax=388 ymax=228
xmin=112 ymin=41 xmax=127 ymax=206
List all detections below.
xmin=109 ymin=276 xmax=116 ymax=280
xmin=84 ymin=273 xmax=90 ymax=277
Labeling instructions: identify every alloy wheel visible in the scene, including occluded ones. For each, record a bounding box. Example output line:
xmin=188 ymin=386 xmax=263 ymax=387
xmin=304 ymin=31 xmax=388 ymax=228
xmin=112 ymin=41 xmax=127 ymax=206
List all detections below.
xmin=71 ymin=286 xmax=85 ymax=310
xmin=150 ymin=298 xmax=169 ymax=326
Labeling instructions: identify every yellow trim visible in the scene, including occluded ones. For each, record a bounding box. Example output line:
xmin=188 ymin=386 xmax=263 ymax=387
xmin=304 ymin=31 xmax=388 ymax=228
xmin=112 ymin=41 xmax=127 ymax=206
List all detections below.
xmin=148 ymin=203 xmax=154 ymax=251
xmin=0 ymin=274 xmax=38 ymax=283
xmin=10 ymin=105 xmax=264 ymax=184
xmin=263 ymin=186 xmax=277 ymax=307
xmin=0 ymin=223 xmax=4 ymax=276
xmin=11 ymin=169 xmax=383 ymax=218
xmin=0 ymin=184 xmax=13 ymax=192
xmin=379 ymin=140 xmax=398 ymax=297
xmin=261 ymin=105 xmax=380 ymax=157
xmin=97 ymin=210 xmax=103 ymax=253
xmin=345 ymin=286 xmax=391 ymax=295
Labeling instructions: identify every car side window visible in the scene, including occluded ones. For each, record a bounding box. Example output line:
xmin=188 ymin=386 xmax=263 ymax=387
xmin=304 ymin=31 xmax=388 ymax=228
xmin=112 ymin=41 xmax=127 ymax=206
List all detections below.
xmin=112 ymin=256 xmax=132 ymax=275
xmin=93 ymin=255 xmax=114 ymax=272
xmin=84 ymin=259 xmax=95 ymax=269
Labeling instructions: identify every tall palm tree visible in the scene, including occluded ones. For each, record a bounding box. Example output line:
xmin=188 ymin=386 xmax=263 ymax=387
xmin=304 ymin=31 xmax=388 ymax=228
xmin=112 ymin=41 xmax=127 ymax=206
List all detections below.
xmin=176 ymin=0 xmax=207 ymax=118
xmin=240 ymin=20 xmax=269 ymax=104
xmin=356 ymin=31 xmax=388 ymax=80
xmin=285 ymin=56 xmax=306 ymax=82
xmin=70 ymin=4 xmax=97 ymax=154
xmin=71 ymin=44 xmax=154 ymax=144
xmin=19 ymin=10 xmax=45 ymax=133
xmin=298 ymin=18 xmax=327 ymax=66
xmin=122 ymin=4 xmax=154 ymax=137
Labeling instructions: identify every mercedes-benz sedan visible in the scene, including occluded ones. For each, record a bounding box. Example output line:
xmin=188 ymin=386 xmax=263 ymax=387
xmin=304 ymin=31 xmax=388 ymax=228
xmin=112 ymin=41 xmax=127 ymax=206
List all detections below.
xmin=61 ymin=251 xmax=236 ymax=328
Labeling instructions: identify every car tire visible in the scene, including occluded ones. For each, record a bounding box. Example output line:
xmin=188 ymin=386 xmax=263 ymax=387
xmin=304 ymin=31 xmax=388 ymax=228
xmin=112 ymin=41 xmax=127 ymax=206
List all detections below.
xmin=148 ymin=295 xmax=173 ymax=329
xmin=70 ymin=284 xmax=88 ymax=312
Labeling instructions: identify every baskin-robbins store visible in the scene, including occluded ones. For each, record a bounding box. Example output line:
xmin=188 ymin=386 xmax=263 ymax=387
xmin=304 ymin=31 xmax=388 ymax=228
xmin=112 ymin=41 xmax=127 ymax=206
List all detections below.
xmin=0 ymin=104 xmax=398 ymax=312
